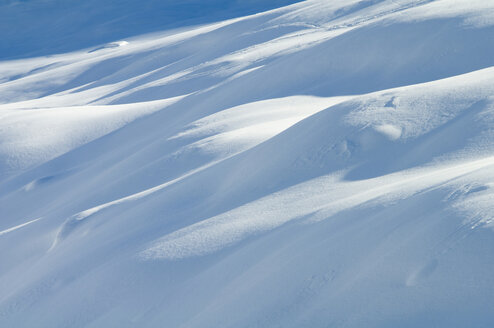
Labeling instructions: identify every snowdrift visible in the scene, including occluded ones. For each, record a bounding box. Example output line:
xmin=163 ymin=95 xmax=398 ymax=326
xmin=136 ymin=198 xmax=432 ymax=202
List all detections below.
xmin=1 ymin=0 xmax=494 ymax=327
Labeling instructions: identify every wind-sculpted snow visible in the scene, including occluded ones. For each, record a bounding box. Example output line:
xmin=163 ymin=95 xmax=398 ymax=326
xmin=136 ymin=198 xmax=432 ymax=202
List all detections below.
xmin=1 ymin=0 xmax=494 ymax=327
xmin=0 ymin=0 xmax=303 ymax=59
xmin=141 ymin=156 xmax=494 ymax=260
xmin=0 ymin=97 xmax=184 ymax=175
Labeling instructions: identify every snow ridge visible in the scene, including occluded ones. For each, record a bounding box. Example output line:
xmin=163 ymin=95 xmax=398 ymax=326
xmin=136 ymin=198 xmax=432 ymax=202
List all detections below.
xmin=1 ymin=0 xmax=494 ymax=327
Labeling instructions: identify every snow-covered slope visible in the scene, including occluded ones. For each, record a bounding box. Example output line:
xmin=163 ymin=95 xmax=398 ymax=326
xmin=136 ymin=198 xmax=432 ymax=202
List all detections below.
xmin=0 ymin=0 xmax=302 ymax=59
xmin=1 ymin=0 xmax=494 ymax=327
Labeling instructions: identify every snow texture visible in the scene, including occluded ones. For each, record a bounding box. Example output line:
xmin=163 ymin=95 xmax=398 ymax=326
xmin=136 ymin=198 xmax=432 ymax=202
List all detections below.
xmin=1 ymin=0 xmax=494 ymax=327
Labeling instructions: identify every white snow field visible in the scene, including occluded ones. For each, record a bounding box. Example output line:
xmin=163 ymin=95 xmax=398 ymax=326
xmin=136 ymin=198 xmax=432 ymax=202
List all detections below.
xmin=1 ymin=0 xmax=494 ymax=327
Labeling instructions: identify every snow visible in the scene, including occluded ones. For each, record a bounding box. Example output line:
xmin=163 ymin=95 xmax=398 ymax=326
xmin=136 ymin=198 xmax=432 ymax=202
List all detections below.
xmin=0 ymin=97 xmax=184 ymax=174
xmin=0 ymin=218 xmax=41 ymax=237
xmin=1 ymin=0 xmax=494 ymax=327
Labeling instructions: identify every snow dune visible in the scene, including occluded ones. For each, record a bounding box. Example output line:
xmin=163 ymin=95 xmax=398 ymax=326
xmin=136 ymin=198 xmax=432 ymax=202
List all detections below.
xmin=0 ymin=97 xmax=184 ymax=175
xmin=1 ymin=0 xmax=494 ymax=327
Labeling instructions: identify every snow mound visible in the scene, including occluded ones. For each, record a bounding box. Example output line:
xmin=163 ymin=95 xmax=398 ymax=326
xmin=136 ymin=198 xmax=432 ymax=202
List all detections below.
xmin=89 ymin=41 xmax=129 ymax=53
xmin=1 ymin=0 xmax=494 ymax=327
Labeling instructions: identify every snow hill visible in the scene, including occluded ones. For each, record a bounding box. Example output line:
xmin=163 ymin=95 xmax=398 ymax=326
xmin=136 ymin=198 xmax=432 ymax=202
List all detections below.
xmin=1 ymin=0 xmax=494 ymax=326
xmin=0 ymin=0 xmax=301 ymax=59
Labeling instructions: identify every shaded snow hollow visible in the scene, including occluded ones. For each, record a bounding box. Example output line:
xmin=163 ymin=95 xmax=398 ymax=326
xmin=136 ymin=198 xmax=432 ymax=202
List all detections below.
xmin=1 ymin=0 xmax=494 ymax=327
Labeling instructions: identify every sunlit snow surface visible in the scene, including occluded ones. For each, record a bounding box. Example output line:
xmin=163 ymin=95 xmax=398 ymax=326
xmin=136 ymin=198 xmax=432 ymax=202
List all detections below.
xmin=1 ymin=0 xmax=494 ymax=327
